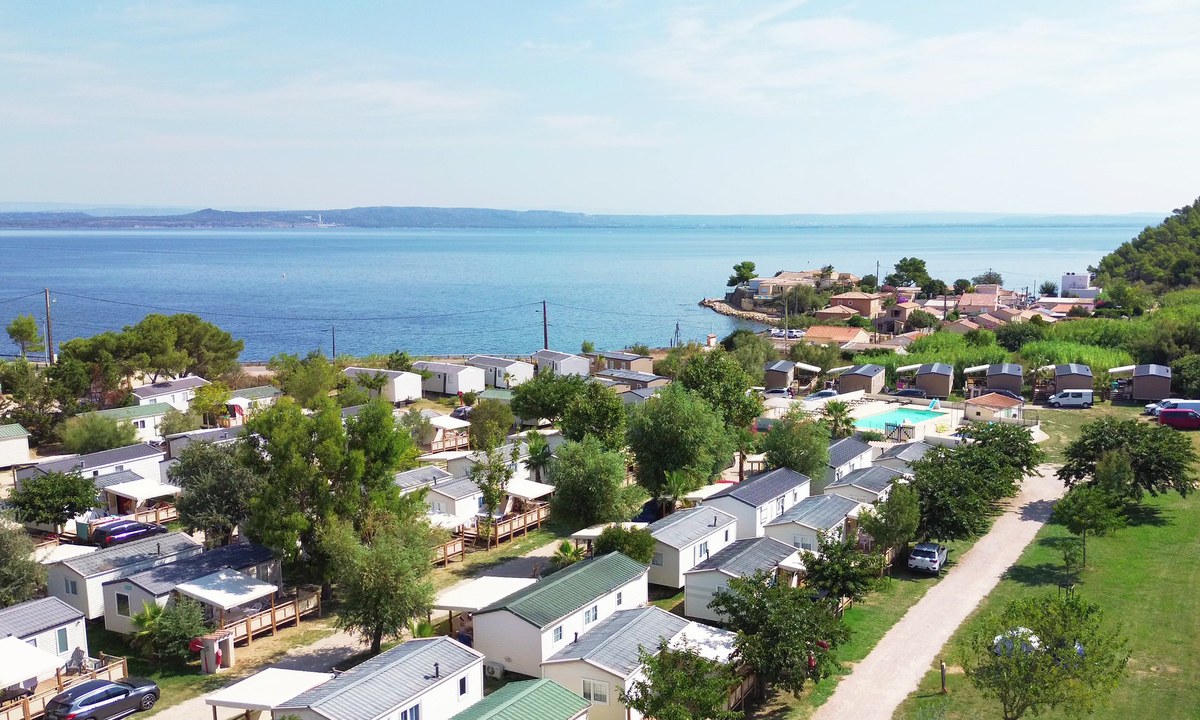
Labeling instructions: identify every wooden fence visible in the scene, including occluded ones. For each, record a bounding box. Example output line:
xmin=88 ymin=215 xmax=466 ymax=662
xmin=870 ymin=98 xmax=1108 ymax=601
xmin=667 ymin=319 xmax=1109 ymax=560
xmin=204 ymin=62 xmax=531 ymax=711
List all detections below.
xmin=427 ymin=435 xmax=470 ymax=453
xmin=466 ymin=505 xmax=550 ymax=548
xmin=0 ymin=656 xmax=127 ymax=720
xmin=127 ymin=504 xmax=179 ymax=525
xmin=432 ymin=537 xmax=466 ymax=566
xmin=221 ymin=588 xmax=321 ymax=646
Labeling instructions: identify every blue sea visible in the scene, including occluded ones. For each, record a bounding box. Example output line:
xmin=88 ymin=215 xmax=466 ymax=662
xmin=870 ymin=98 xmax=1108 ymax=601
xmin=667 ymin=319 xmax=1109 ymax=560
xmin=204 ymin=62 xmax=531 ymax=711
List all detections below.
xmin=0 ymin=225 xmax=1144 ymax=360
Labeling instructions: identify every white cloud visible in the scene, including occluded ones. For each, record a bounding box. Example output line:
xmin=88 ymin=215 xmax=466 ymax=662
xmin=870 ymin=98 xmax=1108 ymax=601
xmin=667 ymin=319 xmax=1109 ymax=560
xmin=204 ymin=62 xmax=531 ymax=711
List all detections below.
xmin=535 ymin=114 xmax=672 ymax=148
xmin=113 ymin=0 xmax=245 ymax=35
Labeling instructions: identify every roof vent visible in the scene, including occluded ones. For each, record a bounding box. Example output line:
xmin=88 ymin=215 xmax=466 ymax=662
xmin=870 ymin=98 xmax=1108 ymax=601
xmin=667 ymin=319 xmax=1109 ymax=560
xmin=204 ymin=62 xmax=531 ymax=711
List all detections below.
xmin=156 ymin=543 xmax=161 ymax=555
xmin=433 ymin=662 xmax=440 ymax=678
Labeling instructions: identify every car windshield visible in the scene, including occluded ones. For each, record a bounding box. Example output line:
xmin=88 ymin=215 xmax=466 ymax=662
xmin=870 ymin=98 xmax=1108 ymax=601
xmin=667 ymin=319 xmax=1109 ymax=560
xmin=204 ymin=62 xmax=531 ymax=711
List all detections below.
xmin=912 ymin=549 xmax=936 ymax=558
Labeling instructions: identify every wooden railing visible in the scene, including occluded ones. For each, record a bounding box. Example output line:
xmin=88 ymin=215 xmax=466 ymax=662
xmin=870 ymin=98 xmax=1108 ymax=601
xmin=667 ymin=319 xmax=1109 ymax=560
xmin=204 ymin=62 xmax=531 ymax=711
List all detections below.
xmin=432 ymin=537 xmax=466 ymax=566
xmin=0 ymin=656 xmax=127 ymax=720
xmin=428 ymin=434 xmax=470 ymax=453
xmin=126 ymin=504 xmax=178 ymax=525
xmin=221 ymin=589 xmax=321 ymax=646
xmin=471 ymin=505 xmax=550 ymax=548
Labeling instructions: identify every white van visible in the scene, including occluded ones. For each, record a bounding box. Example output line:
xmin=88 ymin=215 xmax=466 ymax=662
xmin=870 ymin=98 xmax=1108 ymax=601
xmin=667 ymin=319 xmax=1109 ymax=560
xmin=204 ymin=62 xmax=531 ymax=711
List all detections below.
xmin=1150 ymin=399 xmax=1200 ymax=416
xmin=1047 ymin=389 xmax=1093 ymax=408
xmin=1145 ymin=398 xmax=1185 ymax=416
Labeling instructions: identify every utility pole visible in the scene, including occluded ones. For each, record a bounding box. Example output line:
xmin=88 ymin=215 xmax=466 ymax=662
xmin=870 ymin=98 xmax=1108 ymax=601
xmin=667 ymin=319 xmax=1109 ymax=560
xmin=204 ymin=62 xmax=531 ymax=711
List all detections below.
xmin=43 ymin=288 xmax=54 ymax=365
xmin=331 ymin=326 xmax=336 ymax=358
xmin=542 ymin=300 xmax=549 ymax=350
xmin=876 ymin=260 xmax=880 ymax=286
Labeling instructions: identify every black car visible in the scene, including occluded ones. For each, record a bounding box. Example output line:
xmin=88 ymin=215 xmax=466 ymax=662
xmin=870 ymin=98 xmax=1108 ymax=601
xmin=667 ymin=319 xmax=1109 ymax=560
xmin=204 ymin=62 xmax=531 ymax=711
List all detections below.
xmin=988 ymin=389 xmax=1024 ymax=402
xmin=92 ymin=521 xmax=168 ymax=548
xmin=889 ymin=388 xmax=928 ymax=399
xmin=45 ymin=678 xmax=159 ymax=720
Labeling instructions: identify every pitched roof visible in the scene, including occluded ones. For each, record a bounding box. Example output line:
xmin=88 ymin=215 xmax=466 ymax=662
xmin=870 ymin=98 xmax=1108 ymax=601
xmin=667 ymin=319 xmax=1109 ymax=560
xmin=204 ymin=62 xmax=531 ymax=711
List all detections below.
xmin=958 ymin=293 xmax=999 ymax=308
xmin=394 ymin=465 xmax=452 ymax=491
xmin=0 ymin=597 xmax=83 ymax=640
xmin=130 ymin=376 xmax=209 ymax=399
xmin=85 ymin=404 xmax=171 ymax=421
xmin=843 ymin=364 xmax=884 ymax=378
xmin=827 ymin=466 xmax=904 ymax=495
xmin=231 ymin=385 xmax=281 ymax=401
xmin=165 ymin=426 xmax=240 ymax=445
xmin=765 ymin=360 xmax=796 ymax=373
xmin=343 ymin=366 xmax=415 ymax=380
xmin=816 ymin=305 xmax=859 ymax=316
xmin=107 ymin=543 xmax=273 ymax=596
xmin=987 ymin=363 xmax=1023 ymax=377
xmin=767 ymin=494 xmax=861 ymax=531
xmin=804 ymin=326 xmax=868 ymax=343
xmin=1055 ymin=363 xmax=1093 ymax=377
xmin=686 ymin=537 xmax=797 ymax=577
xmin=532 ymin=349 xmax=584 ymax=363
xmin=413 ymin=360 xmax=479 ymax=375
xmin=476 ymin=552 xmax=647 ymax=629
xmin=621 ymin=387 xmax=660 ymax=402
xmin=830 ymin=291 xmax=881 ymax=300
xmin=426 ymin=475 xmax=482 ymax=500
xmin=828 ymin=437 xmax=872 ymax=468
xmin=467 ymin=355 xmax=529 ymax=369
xmin=449 ymin=679 xmax=589 ymax=720
xmin=707 ymin=468 xmax=811 ymax=508
xmin=544 ymin=606 xmax=690 ymax=677
xmin=967 ymin=392 xmax=1024 ymax=410
xmin=875 ymin=441 xmax=934 ymax=464
xmin=917 ymin=363 xmax=953 ymax=376
xmin=278 ymin=638 xmax=483 ymax=720
xmin=60 ymin=532 xmax=201 ymax=578
xmin=93 ymin=469 xmax=145 ymax=490
xmin=594 ymin=369 xmax=665 ymax=383
xmin=0 ymin=423 xmax=30 ymax=440
xmin=1134 ymin=364 xmax=1171 ymax=378
xmin=645 ymin=507 xmax=736 ymax=549
xmin=596 ymin=351 xmax=650 ymax=362
xmin=947 ymin=318 xmax=980 ymax=331
xmin=479 ymin=388 xmax=514 ymax=402
xmin=28 ymin=443 xmax=164 ymax=475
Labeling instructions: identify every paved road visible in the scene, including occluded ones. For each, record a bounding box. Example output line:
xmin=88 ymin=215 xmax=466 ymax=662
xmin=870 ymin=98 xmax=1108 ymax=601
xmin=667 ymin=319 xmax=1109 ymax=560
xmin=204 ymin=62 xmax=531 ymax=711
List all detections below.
xmin=813 ymin=465 xmax=1066 ymax=720
xmin=165 ymin=537 xmax=560 ymax=720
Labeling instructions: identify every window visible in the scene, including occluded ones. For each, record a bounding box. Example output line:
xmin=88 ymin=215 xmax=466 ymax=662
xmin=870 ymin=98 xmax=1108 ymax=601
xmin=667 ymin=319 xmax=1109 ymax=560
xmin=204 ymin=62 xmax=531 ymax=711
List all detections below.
xmin=758 ymin=507 xmax=767 ymax=523
xmin=724 ymin=529 xmax=729 ymax=542
xmin=616 ymin=591 xmax=623 ymax=606
xmin=477 ymin=496 xmax=485 ymax=509
xmin=135 ymin=420 xmax=145 ymax=429
xmin=794 ymin=536 xmax=813 ymax=550
xmin=115 ymin=465 xmax=124 ymax=471
xmin=698 ymin=541 xmax=709 ymax=560
xmin=459 ymin=677 xmax=468 ymax=696
xmin=652 ymin=552 xmax=663 ymax=566
xmin=552 ymin=625 xmax=563 ymax=642
xmin=777 ymin=498 xmax=785 ymax=515
xmin=115 ymin=593 xmax=131 ymax=617
xmin=64 ymin=578 xmax=78 ymax=595
xmin=92 ymin=470 xmax=99 ymax=477
xmin=400 ymin=705 xmax=421 ymax=720
xmin=582 ymin=678 xmax=609 ymax=704
xmin=431 ymin=500 xmax=445 ymax=513
xmin=584 ymin=605 xmax=598 ymax=624
xmin=56 ymin=628 xmax=68 ymax=654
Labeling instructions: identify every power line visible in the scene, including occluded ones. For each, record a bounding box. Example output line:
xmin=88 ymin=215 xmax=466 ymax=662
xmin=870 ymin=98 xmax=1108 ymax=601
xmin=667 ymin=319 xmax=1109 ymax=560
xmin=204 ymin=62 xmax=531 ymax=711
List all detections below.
xmin=545 ymin=301 xmax=693 ymax=319
xmin=0 ymin=291 xmax=43 ymax=305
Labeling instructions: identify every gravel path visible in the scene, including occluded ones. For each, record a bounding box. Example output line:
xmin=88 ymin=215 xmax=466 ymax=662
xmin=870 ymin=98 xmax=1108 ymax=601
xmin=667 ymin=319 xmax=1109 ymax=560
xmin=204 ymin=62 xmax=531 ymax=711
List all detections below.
xmin=813 ymin=465 xmax=1065 ymax=720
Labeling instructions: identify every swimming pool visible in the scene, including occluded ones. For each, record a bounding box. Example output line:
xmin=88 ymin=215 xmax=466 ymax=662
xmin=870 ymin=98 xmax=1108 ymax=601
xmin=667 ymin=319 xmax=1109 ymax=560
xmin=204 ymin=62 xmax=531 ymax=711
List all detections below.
xmin=856 ymin=407 xmax=948 ymax=431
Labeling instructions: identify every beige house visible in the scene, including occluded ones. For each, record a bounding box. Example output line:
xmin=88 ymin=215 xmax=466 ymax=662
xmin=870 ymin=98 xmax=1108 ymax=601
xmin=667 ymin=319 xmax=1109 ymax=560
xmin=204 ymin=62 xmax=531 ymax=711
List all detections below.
xmin=0 ymin=423 xmax=31 ymax=477
xmin=814 ymin=305 xmax=860 ymax=322
xmin=973 ymin=313 xmax=1007 ymax=330
xmin=876 ymin=301 xmax=921 ymax=333
xmin=836 ymin=364 xmax=885 ymax=394
xmin=943 ymin=318 xmax=981 ymax=335
xmin=964 ymin=392 xmax=1024 ymax=421
xmin=914 ymin=363 xmax=954 ymax=398
xmin=986 ymin=364 xmax=1024 ymax=395
xmin=590 ymin=351 xmax=654 ymax=374
xmin=804 ymin=326 xmax=870 ymax=346
xmin=829 ymin=291 xmax=883 ymax=318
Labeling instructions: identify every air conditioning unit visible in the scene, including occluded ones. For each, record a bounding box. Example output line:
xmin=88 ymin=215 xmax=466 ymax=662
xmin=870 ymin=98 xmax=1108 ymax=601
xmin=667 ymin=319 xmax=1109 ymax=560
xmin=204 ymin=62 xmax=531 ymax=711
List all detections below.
xmin=484 ymin=662 xmax=505 ymax=679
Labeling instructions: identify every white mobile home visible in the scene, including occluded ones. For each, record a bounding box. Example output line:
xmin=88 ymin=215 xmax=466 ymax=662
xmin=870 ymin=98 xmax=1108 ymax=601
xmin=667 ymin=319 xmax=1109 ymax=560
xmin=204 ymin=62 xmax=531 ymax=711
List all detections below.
xmin=0 ymin=423 xmax=31 ymax=470
xmin=276 ymin=637 xmax=484 ymax=720
xmin=532 ymin=350 xmax=591 ymax=378
xmin=472 ymin=552 xmax=649 ymax=678
xmin=17 ymin=443 xmax=165 ymax=485
xmin=645 ymin=506 xmax=737 ymax=589
xmin=764 ymin=494 xmax=864 ymax=552
xmin=80 ymin=405 xmax=171 ymax=443
xmin=683 ymin=537 xmax=800 ymax=623
xmin=130 ymin=376 xmax=210 ymax=411
xmin=466 ymin=355 xmax=535 ymax=389
xmin=424 ymin=476 xmax=485 ymax=526
xmin=449 ymin=679 xmax=589 ymax=720
xmin=414 ymin=361 xmax=487 ymax=396
xmin=824 ymin=466 xmax=904 ymax=504
xmin=46 ymin=532 xmax=203 ymax=619
xmin=0 ymin=597 xmax=88 ymax=680
xmin=872 ymin=441 xmax=934 ymax=475
xmin=823 ymin=437 xmax=874 ymax=493
xmin=343 ymin=366 xmax=423 ymax=404
xmin=701 ymin=467 xmax=811 ymax=540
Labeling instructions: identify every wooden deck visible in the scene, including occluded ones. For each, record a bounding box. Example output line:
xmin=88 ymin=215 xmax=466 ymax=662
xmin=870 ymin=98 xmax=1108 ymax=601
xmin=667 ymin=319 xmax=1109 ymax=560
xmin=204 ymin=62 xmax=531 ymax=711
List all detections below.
xmin=221 ymin=588 xmax=321 ymax=646
xmin=463 ymin=505 xmax=549 ymax=549
xmin=432 ymin=537 xmax=466 ymax=566
xmin=127 ymin=504 xmax=179 ymax=525
xmin=0 ymin=656 xmax=127 ymax=720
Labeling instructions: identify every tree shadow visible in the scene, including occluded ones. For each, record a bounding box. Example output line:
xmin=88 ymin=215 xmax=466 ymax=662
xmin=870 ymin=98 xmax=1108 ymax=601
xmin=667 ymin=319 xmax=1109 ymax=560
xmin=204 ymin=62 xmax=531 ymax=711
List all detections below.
xmin=1003 ymin=561 xmax=1078 ymax=589
xmin=1124 ymin=503 xmax=1169 ymax=527
xmin=1019 ymin=498 xmax=1056 ymax=522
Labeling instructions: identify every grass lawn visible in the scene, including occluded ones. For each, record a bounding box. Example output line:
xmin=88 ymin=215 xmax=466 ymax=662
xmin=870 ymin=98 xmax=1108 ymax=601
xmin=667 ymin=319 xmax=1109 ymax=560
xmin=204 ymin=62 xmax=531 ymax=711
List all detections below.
xmin=1036 ymin=402 xmax=1145 ymax=462
xmin=431 ymin=527 xmax=561 ymax=590
xmin=894 ymin=488 xmax=1200 ymax=720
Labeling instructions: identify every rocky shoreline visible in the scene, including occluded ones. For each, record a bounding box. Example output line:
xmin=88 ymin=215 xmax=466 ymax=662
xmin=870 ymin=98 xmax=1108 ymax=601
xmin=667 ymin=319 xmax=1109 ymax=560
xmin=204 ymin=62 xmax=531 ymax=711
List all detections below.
xmin=698 ymin=298 xmax=779 ymax=326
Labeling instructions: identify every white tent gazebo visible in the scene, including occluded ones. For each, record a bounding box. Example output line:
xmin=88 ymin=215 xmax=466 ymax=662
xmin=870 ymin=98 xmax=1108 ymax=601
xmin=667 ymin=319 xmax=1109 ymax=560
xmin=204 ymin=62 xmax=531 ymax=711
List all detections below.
xmin=103 ymin=477 xmax=182 ymax=515
xmin=504 ymin=478 xmax=555 ymax=503
xmin=203 ymin=667 xmax=333 ymax=720
xmin=0 ymin=636 xmax=65 ymax=690
xmin=176 ymin=569 xmax=278 ymax=628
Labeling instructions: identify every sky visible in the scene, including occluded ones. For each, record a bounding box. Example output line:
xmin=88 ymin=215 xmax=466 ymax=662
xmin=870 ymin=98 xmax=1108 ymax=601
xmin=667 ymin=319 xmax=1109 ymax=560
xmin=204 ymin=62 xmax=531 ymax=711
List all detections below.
xmin=1 ymin=0 xmax=1197 ymax=215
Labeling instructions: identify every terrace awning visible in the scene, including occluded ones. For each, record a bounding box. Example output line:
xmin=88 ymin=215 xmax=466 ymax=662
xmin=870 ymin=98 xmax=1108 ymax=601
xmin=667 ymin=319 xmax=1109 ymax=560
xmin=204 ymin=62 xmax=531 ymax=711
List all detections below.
xmin=505 ymin=478 xmax=555 ymax=502
xmin=685 ymin=483 xmax=732 ymax=502
xmin=104 ymin=478 xmax=182 ymax=503
xmin=427 ymin=512 xmax=465 ymax=531
xmin=0 ymin=637 xmax=64 ymax=688
xmin=176 ymin=570 xmax=278 ymax=611
xmin=963 ymin=364 xmax=989 ymax=374
xmin=827 ymin=365 xmax=853 ymax=375
xmin=1108 ymin=365 xmax=1136 ymax=375
xmin=570 ymin=522 xmax=649 ymax=542
xmin=204 ymin=668 xmax=334 ymax=713
xmin=793 ymin=363 xmax=821 ymax=373
xmin=895 ymin=363 xmax=922 ymax=373
xmin=435 ymin=576 xmax=539 ymax=614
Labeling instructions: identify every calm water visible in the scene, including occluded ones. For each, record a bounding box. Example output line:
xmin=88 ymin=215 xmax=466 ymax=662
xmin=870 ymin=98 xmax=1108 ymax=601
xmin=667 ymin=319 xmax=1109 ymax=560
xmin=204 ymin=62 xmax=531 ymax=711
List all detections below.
xmin=0 ymin=225 xmax=1141 ymax=360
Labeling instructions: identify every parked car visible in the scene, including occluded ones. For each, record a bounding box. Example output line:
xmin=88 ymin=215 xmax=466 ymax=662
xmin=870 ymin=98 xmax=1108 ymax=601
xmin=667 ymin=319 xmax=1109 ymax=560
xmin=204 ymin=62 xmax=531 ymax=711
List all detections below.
xmin=1147 ymin=399 xmax=1200 ymax=417
xmin=450 ymin=405 xmax=472 ymax=420
xmin=989 ymin=389 xmax=1024 ymax=402
xmin=1158 ymin=408 xmax=1200 ymax=429
xmin=770 ymin=328 xmax=786 ymax=338
xmin=889 ymin=388 xmax=928 ymax=399
xmin=908 ymin=542 xmax=948 ymax=575
xmin=762 ymin=388 xmax=790 ymax=398
xmin=1144 ymin=398 xmax=1182 ymax=415
xmin=806 ymin=389 xmax=839 ymax=401
xmin=92 ymin=521 xmax=168 ymax=547
xmin=1046 ymin=389 xmax=1093 ymax=408
xmin=787 ymin=329 xmax=805 ymax=339
xmin=88 ymin=520 xmax=142 ymax=546
xmin=45 ymin=678 xmax=159 ymax=720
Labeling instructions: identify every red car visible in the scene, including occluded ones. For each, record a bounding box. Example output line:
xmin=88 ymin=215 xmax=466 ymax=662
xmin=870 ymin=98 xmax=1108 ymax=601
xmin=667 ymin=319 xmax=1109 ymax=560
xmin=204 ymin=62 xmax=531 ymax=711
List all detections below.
xmin=1158 ymin=408 xmax=1200 ymax=429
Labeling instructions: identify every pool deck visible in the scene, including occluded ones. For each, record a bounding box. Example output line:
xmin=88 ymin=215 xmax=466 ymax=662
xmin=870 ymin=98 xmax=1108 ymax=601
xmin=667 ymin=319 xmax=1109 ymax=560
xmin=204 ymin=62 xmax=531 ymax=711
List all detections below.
xmin=852 ymin=400 xmax=963 ymax=441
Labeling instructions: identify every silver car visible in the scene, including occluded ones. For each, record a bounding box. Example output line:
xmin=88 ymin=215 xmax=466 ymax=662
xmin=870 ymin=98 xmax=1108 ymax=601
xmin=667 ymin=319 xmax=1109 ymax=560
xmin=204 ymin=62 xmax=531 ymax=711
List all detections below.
xmin=908 ymin=542 xmax=948 ymax=575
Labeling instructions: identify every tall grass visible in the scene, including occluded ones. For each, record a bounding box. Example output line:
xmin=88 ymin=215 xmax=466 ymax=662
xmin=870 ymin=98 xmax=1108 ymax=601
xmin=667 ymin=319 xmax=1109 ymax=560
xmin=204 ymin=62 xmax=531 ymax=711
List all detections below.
xmin=1016 ymin=340 xmax=1134 ymax=370
xmin=859 ymin=333 xmax=1008 ymax=385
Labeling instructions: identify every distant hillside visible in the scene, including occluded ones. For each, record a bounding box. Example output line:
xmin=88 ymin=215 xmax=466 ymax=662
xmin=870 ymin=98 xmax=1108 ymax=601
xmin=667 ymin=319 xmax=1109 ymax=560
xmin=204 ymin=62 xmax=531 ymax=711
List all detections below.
xmin=0 ymin=206 xmax=1165 ymax=230
xmin=1096 ymin=198 xmax=1200 ymax=291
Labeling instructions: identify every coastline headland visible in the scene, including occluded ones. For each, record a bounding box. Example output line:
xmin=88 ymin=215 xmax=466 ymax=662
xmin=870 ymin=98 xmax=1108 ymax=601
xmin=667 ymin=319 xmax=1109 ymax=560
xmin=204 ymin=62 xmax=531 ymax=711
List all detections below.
xmin=699 ymin=298 xmax=776 ymax=326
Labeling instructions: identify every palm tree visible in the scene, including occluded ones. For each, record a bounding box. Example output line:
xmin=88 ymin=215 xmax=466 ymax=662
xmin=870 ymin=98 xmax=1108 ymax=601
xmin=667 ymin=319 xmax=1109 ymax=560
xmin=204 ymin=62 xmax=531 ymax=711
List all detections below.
xmin=822 ymin=400 xmax=855 ymax=439
xmin=661 ymin=469 xmax=696 ymax=516
xmin=552 ymin=540 xmax=585 ymax=569
xmin=525 ymin=432 xmax=553 ymax=483
xmin=130 ymin=601 xmax=164 ymax=659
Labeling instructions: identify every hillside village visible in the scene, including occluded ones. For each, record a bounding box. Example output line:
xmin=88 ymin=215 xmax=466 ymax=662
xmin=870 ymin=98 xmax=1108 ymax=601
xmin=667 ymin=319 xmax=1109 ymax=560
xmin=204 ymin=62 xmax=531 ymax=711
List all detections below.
xmin=2 ymin=206 xmax=1200 ymax=720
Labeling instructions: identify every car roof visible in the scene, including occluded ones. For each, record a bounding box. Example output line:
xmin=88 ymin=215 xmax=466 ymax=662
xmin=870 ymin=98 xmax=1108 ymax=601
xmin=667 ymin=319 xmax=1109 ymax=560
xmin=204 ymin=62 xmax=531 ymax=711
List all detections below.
xmin=914 ymin=542 xmax=943 ymax=549
xmin=54 ymin=679 xmax=115 ymax=700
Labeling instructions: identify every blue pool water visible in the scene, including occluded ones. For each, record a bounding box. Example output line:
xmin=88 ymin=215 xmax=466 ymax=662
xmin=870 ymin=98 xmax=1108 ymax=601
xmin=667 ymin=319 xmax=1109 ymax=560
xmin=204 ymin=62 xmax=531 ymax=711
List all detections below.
xmin=856 ymin=407 xmax=948 ymax=430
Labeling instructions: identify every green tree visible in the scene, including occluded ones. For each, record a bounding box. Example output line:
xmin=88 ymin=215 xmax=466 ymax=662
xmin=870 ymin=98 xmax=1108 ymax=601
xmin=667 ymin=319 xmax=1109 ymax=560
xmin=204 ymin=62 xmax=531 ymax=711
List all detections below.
xmin=678 ymin=348 xmax=762 ymax=430
xmin=191 ymin=382 xmax=232 ymax=425
xmin=549 ymin=437 xmax=646 ymax=529
xmin=552 ymin=540 xmax=586 ymax=569
xmin=1038 ymin=281 xmax=1059 ymax=296
xmin=171 ymin=441 xmax=261 ymax=547
xmin=469 ymin=398 xmax=514 ymax=450
xmin=964 ymin=328 xmax=996 ymax=347
xmin=470 ymin=445 xmax=517 ymax=546
xmin=778 ymin=285 xmax=827 ymax=318
xmin=159 ymin=408 xmax=202 ymax=437
xmin=960 ymin=592 xmax=1129 ymax=720
xmin=580 ymin=339 xmax=596 ymax=354
xmin=709 ymin=570 xmax=850 ymax=698
xmin=653 ymin=343 xmax=704 ymax=378
xmin=385 ymin=350 xmax=417 ymax=372
xmin=803 ymin=534 xmax=879 ymax=603
xmin=269 ymin=351 xmax=340 ymax=409
xmin=398 ymin=408 xmax=435 ymax=446
xmin=820 ymin=401 xmax=854 ymax=439
xmin=953 ymin=278 xmax=971 ymax=295
xmin=594 ymin=525 xmax=656 ymax=564
xmin=728 ymin=260 xmax=757 ymax=287
xmin=761 ymin=408 xmax=830 ymax=478
xmin=524 ymin=431 xmax=553 ymax=483
xmin=322 ymin=512 xmax=434 ymax=654
xmin=857 ymin=483 xmax=920 ymax=555
xmin=1170 ymin=353 xmax=1200 ymax=397
xmin=788 ymin=341 xmax=840 ymax=371
xmin=9 ymin=471 xmax=96 ymax=527
xmin=0 ymin=521 xmax=45 ymax=607
xmin=972 ymin=270 xmax=1004 ymax=286
xmin=60 ymin=413 xmax=138 ymax=454
xmin=620 ymin=638 xmax=743 ymax=720
xmin=510 ymin=370 xmax=587 ymax=422
xmin=995 ymin=321 xmax=1047 ymax=351
xmin=859 ymin=274 xmax=878 ymax=292
xmin=561 ymin=382 xmax=627 ymax=450
xmin=132 ymin=597 xmax=209 ymax=664
xmin=1051 ymin=483 xmax=1126 ymax=567
xmin=165 ymin=314 xmax=244 ymax=378
xmin=921 ymin=279 xmax=949 ymax=298
xmin=960 ymin=421 xmax=1045 ymax=478
xmin=905 ymin=309 xmax=940 ymax=331
xmin=629 ymin=343 xmax=652 ymax=357
xmin=340 ymin=401 xmax=419 ymax=526
xmin=6 ymin=314 xmax=44 ymax=359
xmin=626 ymin=384 xmax=733 ymax=500
xmin=1057 ymin=417 xmax=1197 ymax=499
xmin=885 ymin=257 xmax=931 ymax=288
xmin=124 ymin=314 xmax=192 ymax=381
xmin=911 ymin=446 xmax=994 ymax=541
